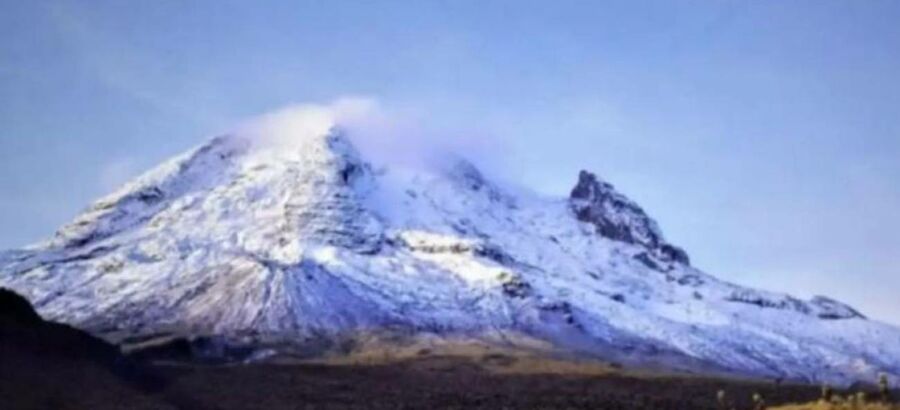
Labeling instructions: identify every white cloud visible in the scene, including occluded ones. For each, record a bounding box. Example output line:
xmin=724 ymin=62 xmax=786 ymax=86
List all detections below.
xmin=238 ymin=97 xmax=508 ymax=177
xmin=237 ymin=96 xmax=381 ymax=148
xmin=98 ymin=156 xmax=140 ymax=192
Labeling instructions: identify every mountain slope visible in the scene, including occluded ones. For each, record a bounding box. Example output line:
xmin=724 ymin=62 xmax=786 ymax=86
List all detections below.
xmin=0 ymin=288 xmax=178 ymax=409
xmin=1 ymin=126 xmax=898 ymax=386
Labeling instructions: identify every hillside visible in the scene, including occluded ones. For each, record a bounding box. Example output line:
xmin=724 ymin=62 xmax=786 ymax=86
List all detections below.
xmin=1 ymin=115 xmax=898 ymax=386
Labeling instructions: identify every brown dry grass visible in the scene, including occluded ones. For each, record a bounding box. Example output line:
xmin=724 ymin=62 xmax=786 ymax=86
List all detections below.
xmin=773 ymin=401 xmax=898 ymax=410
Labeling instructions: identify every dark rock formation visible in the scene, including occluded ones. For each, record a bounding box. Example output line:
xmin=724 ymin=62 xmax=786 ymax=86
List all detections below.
xmin=0 ymin=288 xmax=178 ymax=409
xmin=0 ymin=287 xmax=42 ymax=326
xmin=570 ymin=170 xmax=690 ymax=266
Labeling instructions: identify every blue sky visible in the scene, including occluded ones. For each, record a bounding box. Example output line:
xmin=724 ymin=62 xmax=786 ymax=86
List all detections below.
xmin=1 ymin=0 xmax=899 ymax=324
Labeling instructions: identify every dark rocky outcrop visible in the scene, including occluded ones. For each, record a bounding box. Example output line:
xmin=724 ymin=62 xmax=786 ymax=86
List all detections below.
xmin=724 ymin=290 xmax=864 ymax=321
xmin=809 ymin=295 xmax=866 ymax=320
xmin=0 ymin=287 xmax=42 ymax=326
xmin=0 ymin=286 xmax=146 ymax=366
xmin=570 ymin=170 xmax=690 ymax=266
xmin=0 ymin=288 xmax=180 ymax=409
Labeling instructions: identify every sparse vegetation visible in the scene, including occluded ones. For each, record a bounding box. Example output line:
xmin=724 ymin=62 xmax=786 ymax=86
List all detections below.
xmin=771 ymin=402 xmax=897 ymax=409
xmin=823 ymin=385 xmax=834 ymax=402
xmin=754 ymin=392 xmax=768 ymax=410
xmin=771 ymin=373 xmax=897 ymax=410
xmin=881 ymin=373 xmax=892 ymax=403
xmin=718 ymin=389 xmax=733 ymax=410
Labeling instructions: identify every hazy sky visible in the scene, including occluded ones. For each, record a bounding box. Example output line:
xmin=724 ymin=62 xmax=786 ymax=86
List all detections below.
xmin=1 ymin=0 xmax=899 ymax=325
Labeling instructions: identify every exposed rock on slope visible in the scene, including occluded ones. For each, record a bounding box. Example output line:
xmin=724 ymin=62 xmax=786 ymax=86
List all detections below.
xmin=570 ymin=170 xmax=689 ymax=266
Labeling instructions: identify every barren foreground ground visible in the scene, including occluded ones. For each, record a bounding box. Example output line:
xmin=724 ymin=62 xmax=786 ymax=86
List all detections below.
xmin=8 ymin=347 xmax=887 ymax=410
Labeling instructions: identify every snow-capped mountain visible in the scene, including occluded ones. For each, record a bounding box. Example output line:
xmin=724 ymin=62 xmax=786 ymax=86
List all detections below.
xmin=1 ymin=122 xmax=898 ymax=386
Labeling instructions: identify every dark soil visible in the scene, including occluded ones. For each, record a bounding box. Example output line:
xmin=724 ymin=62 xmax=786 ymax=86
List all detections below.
xmin=3 ymin=350 xmax=833 ymax=410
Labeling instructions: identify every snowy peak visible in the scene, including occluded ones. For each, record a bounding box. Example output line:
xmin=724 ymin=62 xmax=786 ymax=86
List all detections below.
xmin=53 ymin=135 xmax=252 ymax=250
xmin=569 ymin=170 xmax=689 ymax=266
xmin=1 ymin=122 xmax=899 ymax=387
xmin=52 ymin=128 xmax=382 ymax=263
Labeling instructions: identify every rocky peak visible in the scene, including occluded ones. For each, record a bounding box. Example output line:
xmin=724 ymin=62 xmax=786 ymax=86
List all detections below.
xmin=447 ymin=158 xmax=488 ymax=191
xmin=569 ymin=170 xmax=689 ymax=266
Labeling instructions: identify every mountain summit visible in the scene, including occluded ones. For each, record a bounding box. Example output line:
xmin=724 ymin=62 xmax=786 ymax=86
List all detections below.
xmin=1 ymin=125 xmax=897 ymax=385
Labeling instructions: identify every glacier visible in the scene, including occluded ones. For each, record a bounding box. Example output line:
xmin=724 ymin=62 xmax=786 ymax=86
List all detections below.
xmin=1 ymin=124 xmax=898 ymax=386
